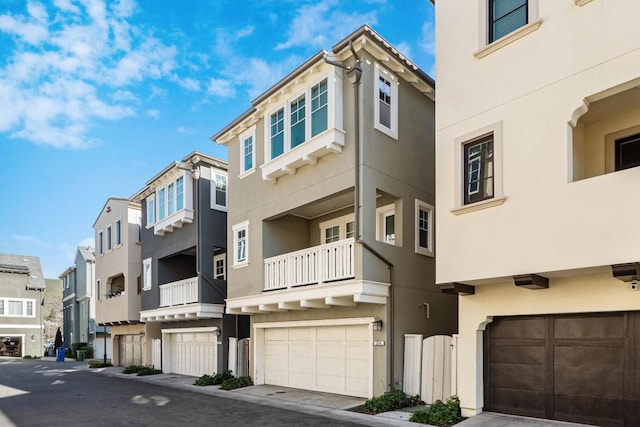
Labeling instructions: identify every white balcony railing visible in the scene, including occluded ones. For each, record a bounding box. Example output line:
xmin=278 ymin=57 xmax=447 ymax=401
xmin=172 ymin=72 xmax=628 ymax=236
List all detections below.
xmin=159 ymin=276 xmax=198 ymax=307
xmin=264 ymin=238 xmax=355 ymax=291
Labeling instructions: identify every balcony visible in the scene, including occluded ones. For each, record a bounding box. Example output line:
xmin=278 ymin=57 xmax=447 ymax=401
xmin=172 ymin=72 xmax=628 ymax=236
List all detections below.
xmin=160 ymin=276 xmax=198 ymax=307
xmin=264 ymin=238 xmax=355 ymax=290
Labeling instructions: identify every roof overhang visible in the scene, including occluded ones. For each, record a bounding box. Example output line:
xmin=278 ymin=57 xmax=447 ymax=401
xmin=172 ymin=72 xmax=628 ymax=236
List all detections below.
xmin=140 ymin=303 xmax=224 ymax=322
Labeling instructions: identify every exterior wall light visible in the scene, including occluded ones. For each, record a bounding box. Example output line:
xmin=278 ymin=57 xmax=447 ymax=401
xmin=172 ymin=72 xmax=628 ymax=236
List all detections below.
xmin=372 ymin=318 xmax=383 ymax=331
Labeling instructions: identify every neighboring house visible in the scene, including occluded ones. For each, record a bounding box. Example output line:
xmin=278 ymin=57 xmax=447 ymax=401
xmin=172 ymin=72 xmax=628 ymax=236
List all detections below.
xmin=93 ymin=197 xmax=142 ymax=365
xmin=435 ymin=1 xmax=640 ymax=425
xmin=60 ymin=247 xmax=96 ymax=350
xmin=43 ymin=278 xmax=63 ymax=345
xmin=211 ymin=25 xmax=456 ymax=398
xmin=132 ymin=151 xmax=247 ymax=377
xmin=0 ymin=253 xmax=45 ymax=357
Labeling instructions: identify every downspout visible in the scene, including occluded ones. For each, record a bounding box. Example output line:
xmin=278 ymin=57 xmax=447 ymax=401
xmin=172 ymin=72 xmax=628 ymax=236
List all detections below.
xmin=327 ymin=41 xmax=396 ymax=390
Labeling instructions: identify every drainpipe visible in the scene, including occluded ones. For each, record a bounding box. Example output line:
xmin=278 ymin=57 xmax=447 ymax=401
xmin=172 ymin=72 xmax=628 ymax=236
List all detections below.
xmin=326 ymin=41 xmax=396 ymax=391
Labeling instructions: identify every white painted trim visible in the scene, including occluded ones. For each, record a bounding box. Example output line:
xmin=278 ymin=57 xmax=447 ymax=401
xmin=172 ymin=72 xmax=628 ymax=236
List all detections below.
xmin=0 ymin=333 xmax=26 ymax=358
xmin=232 ymin=220 xmax=249 ymax=266
xmin=475 ymin=20 xmax=542 ymax=59
xmin=140 ymin=303 xmax=225 ymax=322
xmin=211 ymin=170 xmax=228 ymax=211
xmin=319 ymin=213 xmax=355 ymax=242
xmin=253 ymin=316 xmax=375 ymax=329
xmin=477 ymin=0 xmax=541 ymax=58
xmin=415 ymin=199 xmax=434 ymax=257
xmin=62 ymin=293 xmax=76 ymax=302
xmin=451 ymin=196 xmax=506 ymax=215
xmin=142 ymin=257 xmax=152 ymax=291
xmin=161 ymin=326 xmax=220 ymax=334
xmin=239 ymin=126 xmax=256 ymax=177
xmin=374 ymin=63 xmax=399 ymax=139
xmin=376 ymin=204 xmax=396 ymax=245
xmin=0 ymin=324 xmax=41 ymax=329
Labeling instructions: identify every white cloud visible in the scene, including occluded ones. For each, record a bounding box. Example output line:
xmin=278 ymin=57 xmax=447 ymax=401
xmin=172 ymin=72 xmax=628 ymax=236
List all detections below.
xmin=395 ymin=42 xmax=412 ymax=60
xmin=77 ymin=237 xmax=95 ymax=248
xmin=173 ymin=76 xmax=200 ymax=91
xmin=207 ymin=77 xmax=236 ymax=98
xmin=0 ymin=0 xmax=180 ymax=149
xmin=419 ymin=19 xmax=435 ymax=57
xmin=275 ymin=0 xmax=378 ymax=50
xmin=13 ymin=234 xmax=50 ymax=247
xmin=146 ymin=109 xmax=160 ymax=119
xmin=176 ymin=126 xmax=194 ymax=134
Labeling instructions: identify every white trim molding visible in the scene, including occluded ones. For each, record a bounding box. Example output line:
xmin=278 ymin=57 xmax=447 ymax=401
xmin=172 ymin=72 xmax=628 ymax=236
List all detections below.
xmin=0 ymin=324 xmax=42 ymax=329
xmin=140 ymin=303 xmax=225 ymax=322
xmin=161 ymin=326 xmax=220 ymax=334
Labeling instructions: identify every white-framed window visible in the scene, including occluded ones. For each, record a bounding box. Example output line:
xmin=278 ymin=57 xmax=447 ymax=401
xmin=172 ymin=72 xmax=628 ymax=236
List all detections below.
xmin=176 ymin=177 xmax=184 ymax=211
xmin=232 ymin=221 xmax=249 ymax=267
xmin=266 ymin=76 xmax=331 ymax=160
xmin=415 ymin=200 xmax=434 ymax=257
xmin=0 ymin=298 xmax=36 ymax=318
xmin=106 ymin=225 xmax=112 ymax=251
xmin=319 ymin=214 xmax=355 ymax=244
xmin=167 ymin=182 xmax=175 ymax=216
xmin=476 ymin=0 xmax=540 ymax=58
xmin=374 ymin=65 xmax=398 ymax=139
xmin=453 ymin=122 xmax=504 ymax=213
xmin=146 ymin=195 xmax=155 ymax=226
xmin=115 ymin=219 xmax=122 ymax=246
xmin=142 ymin=257 xmax=152 ymax=291
xmin=240 ymin=127 xmax=256 ymax=176
xmin=214 ymin=254 xmax=226 ymax=280
xmin=98 ymin=230 xmax=104 ymax=255
xmin=158 ymin=188 xmax=166 ymax=220
xmin=212 ymin=171 xmax=227 ymax=211
xmin=376 ymin=204 xmax=396 ymax=245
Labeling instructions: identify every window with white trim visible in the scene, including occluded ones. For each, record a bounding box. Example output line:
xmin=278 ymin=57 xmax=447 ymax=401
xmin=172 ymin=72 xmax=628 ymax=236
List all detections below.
xmin=376 ymin=204 xmax=396 ymax=245
xmin=142 ymin=258 xmax=152 ymax=291
xmin=267 ymin=77 xmax=330 ymax=160
xmin=214 ymin=254 xmax=226 ymax=280
xmin=212 ymin=171 xmax=227 ymax=211
xmin=0 ymin=298 xmax=36 ymax=318
xmin=176 ymin=177 xmax=184 ymax=210
xmin=115 ymin=219 xmax=122 ymax=246
xmin=240 ymin=128 xmax=256 ymax=175
xmin=158 ymin=188 xmax=166 ymax=220
xmin=415 ymin=200 xmax=434 ymax=257
xmin=374 ymin=65 xmax=398 ymax=139
xmin=146 ymin=195 xmax=155 ymax=225
xmin=232 ymin=221 xmax=249 ymax=266
xmin=167 ymin=182 xmax=175 ymax=216
xmin=319 ymin=214 xmax=355 ymax=244
xmin=106 ymin=225 xmax=112 ymax=251
xmin=464 ymin=135 xmax=494 ymax=205
xmin=98 ymin=230 xmax=104 ymax=255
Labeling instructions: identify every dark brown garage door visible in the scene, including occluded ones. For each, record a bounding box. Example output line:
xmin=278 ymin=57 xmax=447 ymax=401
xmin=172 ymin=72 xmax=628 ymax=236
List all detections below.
xmin=484 ymin=312 xmax=640 ymax=427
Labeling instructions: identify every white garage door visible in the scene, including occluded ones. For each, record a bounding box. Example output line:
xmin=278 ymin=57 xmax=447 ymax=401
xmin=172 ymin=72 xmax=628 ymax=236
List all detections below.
xmin=169 ymin=332 xmax=217 ymax=377
xmin=118 ymin=334 xmax=142 ymax=366
xmin=265 ymin=324 xmax=370 ymax=397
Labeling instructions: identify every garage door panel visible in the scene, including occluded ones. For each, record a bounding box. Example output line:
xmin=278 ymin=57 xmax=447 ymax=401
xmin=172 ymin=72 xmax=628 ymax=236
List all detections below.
xmin=169 ymin=332 xmax=216 ymax=377
xmin=346 ymin=325 xmax=368 ymax=341
xmin=486 ymin=313 xmax=638 ymax=426
xmin=264 ymin=324 xmax=370 ymax=398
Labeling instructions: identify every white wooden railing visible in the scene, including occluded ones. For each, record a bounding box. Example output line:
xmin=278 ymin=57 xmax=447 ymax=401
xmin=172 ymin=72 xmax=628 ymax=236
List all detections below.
xmin=159 ymin=276 xmax=198 ymax=307
xmin=264 ymin=238 xmax=355 ymax=291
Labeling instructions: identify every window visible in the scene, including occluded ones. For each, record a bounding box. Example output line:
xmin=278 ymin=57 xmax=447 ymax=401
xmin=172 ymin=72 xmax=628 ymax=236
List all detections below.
xmin=96 ymin=280 xmax=101 ymax=301
xmin=270 ymin=108 xmax=285 ymax=159
xmin=167 ymin=183 xmax=175 ymax=216
xmin=158 ymin=188 xmax=166 ymax=220
xmin=212 ymin=171 xmax=227 ymax=210
xmin=142 ymin=258 xmax=152 ymax=291
xmin=267 ymin=77 xmax=331 ymax=160
xmin=240 ymin=129 xmax=255 ymax=175
xmin=214 ymin=254 xmax=226 ymax=280
xmin=376 ymin=204 xmax=397 ymax=245
xmin=98 ymin=230 xmax=104 ymax=255
xmin=290 ymin=94 xmax=306 ymax=148
xmin=615 ymin=133 xmax=640 ymax=171
xmin=374 ymin=66 xmax=398 ymax=139
xmin=106 ymin=225 xmax=112 ymax=251
xmin=233 ymin=221 xmax=249 ymax=266
xmin=489 ymin=0 xmax=528 ymax=43
xmin=176 ymin=177 xmax=184 ymax=211
xmin=311 ymin=79 xmax=328 ymax=137
xmin=464 ymin=135 xmax=494 ymax=205
xmin=0 ymin=299 xmax=35 ymax=317
xmin=146 ymin=195 xmax=155 ymax=226
xmin=319 ymin=214 xmax=356 ymax=244
xmin=415 ymin=200 xmax=434 ymax=257
xmin=115 ymin=219 xmax=122 ymax=246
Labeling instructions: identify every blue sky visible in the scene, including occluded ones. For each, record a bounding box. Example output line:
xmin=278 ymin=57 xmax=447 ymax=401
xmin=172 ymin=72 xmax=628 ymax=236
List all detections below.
xmin=0 ymin=0 xmax=435 ymax=278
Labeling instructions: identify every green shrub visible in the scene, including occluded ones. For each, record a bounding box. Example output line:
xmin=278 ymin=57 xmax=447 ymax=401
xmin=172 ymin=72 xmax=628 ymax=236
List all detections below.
xmin=79 ymin=346 xmax=94 ymax=359
xmin=136 ymin=367 xmax=162 ymax=376
xmin=194 ymin=370 xmax=234 ymax=386
xmin=220 ymin=376 xmax=253 ymax=390
xmin=88 ymin=360 xmax=112 ymax=368
xmin=194 ymin=374 xmax=215 ymax=386
xmin=410 ymin=395 xmax=461 ymax=426
xmin=123 ymin=365 xmax=146 ymax=374
xmin=360 ymin=389 xmax=423 ymax=414
xmin=23 ymin=355 xmax=32 ymax=359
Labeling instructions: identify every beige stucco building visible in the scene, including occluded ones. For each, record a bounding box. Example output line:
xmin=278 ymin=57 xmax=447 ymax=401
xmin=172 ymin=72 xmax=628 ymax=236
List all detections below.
xmin=213 ymin=25 xmax=457 ymax=398
xmin=435 ymin=1 xmax=640 ymax=425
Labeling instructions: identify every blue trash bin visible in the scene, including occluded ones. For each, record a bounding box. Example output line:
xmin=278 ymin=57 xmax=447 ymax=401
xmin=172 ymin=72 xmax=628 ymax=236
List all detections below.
xmin=56 ymin=348 xmax=65 ymax=362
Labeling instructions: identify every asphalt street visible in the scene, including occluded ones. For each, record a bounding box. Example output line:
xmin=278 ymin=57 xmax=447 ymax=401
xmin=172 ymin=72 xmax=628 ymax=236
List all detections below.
xmin=0 ymin=358 xmax=365 ymax=427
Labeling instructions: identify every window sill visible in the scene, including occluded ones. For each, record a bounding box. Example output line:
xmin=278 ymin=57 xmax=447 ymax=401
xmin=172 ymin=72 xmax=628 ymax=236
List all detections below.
xmin=239 ymin=168 xmax=256 ymax=180
xmin=451 ymin=197 xmax=506 ymax=215
xmin=474 ymin=20 xmax=542 ymax=60
xmin=575 ymin=0 xmax=594 ymax=5
xmin=416 ymin=248 xmax=434 ymax=258
xmin=374 ymin=122 xmax=398 ymax=140
xmin=232 ymin=262 xmax=249 ymax=270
